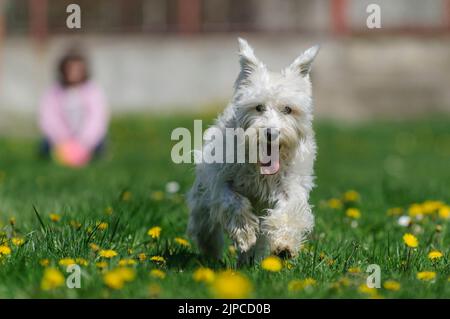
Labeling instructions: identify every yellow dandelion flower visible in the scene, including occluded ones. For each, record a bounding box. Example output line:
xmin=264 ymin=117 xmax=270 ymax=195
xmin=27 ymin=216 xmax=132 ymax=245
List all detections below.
xmin=330 ymin=282 xmax=340 ymax=290
xmin=358 ymin=284 xmax=378 ymax=297
xmin=0 ymin=245 xmax=12 ymax=255
xmin=416 ymin=271 xmax=436 ymax=281
xmin=211 ymin=271 xmax=252 ymax=299
xmin=347 ymin=267 xmax=361 ymax=273
xmin=104 ymin=207 xmax=113 ymax=215
xmin=49 ymin=213 xmax=61 ymax=222
xmin=103 ymin=271 xmax=124 ymax=289
xmin=70 ymin=220 xmax=82 ymax=229
xmin=118 ymin=258 xmax=137 ymax=266
xmin=39 ymin=259 xmax=50 ymax=266
xmin=11 ymin=237 xmax=25 ymax=246
xmin=288 ymin=278 xmax=316 ymax=292
xmin=103 ymin=267 xmax=135 ymax=290
xmin=383 ymin=280 xmax=401 ymax=291
xmin=288 ymin=280 xmax=304 ymax=292
xmin=331 ymin=277 xmax=351 ymax=289
xmin=338 ymin=277 xmax=351 ymax=287
xmin=97 ymin=222 xmax=108 ymax=231
xmin=96 ymin=261 xmax=108 ymax=269
xmin=89 ymin=243 xmax=100 ymax=252
xmin=261 ymin=256 xmax=283 ymax=272
xmin=75 ymin=258 xmax=89 ymax=266
xmin=408 ymin=204 xmax=423 ymax=218
xmin=147 ymin=226 xmax=162 ymax=239
xmin=346 ymin=208 xmax=361 ymax=219
xmin=9 ymin=217 xmax=16 ymax=226
xmin=174 ymin=237 xmax=190 ymax=247
xmin=403 ymin=233 xmax=418 ymax=248
xmin=121 ymin=191 xmax=132 ymax=201
xmin=284 ymin=260 xmax=294 ymax=270
xmin=421 ymin=200 xmax=443 ymax=215
xmin=138 ymin=253 xmax=147 ymax=261
xmin=438 ymin=206 xmax=450 ymax=219
xmin=150 ymin=191 xmax=164 ymax=201
xmin=327 ymin=198 xmax=343 ymax=209
xmin=115 ymin=267 xmax=135 ymax=281
xmin=301 ymin=278 xmax=317 ymax=288
xmin=99 ymin=249 xmax=118 ymax=258
xmin=150 ymin=269 xmax=166 ymax=279
xmin=150 ymin=256 xmax=166 ymax=263
xmin=428 ymin=250 xmax=443 ymax=260
xmin=41 ymin=268 xmax=65 ymax=290
xmin=387 ymin=207 xmax=403 ymax=216
xmin=148 ymin=283 xmax=162 ymax=297
xmin=58 ymin=258 xmax=76 ymax=266
xmin=343 ymin=190 xmax=360 ymax=202
xmin=228 ymin=245 xmax=237 ymax=255
xmin=193 ymin=267 xmax=215 ymax=283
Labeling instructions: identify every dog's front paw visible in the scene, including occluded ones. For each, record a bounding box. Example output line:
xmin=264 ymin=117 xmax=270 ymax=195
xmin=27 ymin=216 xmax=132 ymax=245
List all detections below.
xmin=268 ymin=233 xmax=300 ymax=258
xmin=228 ymin=210 xmax=259 ymax=253
xmin=273 ymin=246 xmax=295 ymax=259
xmin=262 ymin=208 xmax=314 ymax=258
xmin=223 ymin=195 xmax=259 ymax=253
xmin=233 ymin=226 xmax=257 ymax=252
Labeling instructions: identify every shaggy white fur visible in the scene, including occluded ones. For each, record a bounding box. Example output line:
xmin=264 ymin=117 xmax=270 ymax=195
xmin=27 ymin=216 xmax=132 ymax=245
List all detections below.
xmin=187 ymin=38 xmax=319 ymax=264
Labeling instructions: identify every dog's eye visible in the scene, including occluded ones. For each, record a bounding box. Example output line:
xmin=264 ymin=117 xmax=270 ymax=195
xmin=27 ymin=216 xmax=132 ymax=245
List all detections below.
xmin=255 ymin=104 xmax=264 ymax=112
xmin=283 ymin=106 xmax=292 ymax=114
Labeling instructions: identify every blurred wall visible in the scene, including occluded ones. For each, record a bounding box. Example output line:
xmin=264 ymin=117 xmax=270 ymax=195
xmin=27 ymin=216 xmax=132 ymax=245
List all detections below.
xmin=1 ymin=34 xmax=450 ymax=121
xmin=1 ymin=0 xmax=450 ymax=131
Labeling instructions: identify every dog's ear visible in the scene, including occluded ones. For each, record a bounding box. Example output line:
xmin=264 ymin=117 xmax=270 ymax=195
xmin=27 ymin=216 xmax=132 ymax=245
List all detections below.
xmin=235 ymin=38 xmax=264 ymax=88
xmin=287 ymin=45 xmax=320 ymax=77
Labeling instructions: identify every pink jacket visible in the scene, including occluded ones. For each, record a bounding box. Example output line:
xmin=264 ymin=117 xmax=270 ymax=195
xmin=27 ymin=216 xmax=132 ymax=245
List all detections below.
xmin=39 ymin=82 xmax=109 ymax=150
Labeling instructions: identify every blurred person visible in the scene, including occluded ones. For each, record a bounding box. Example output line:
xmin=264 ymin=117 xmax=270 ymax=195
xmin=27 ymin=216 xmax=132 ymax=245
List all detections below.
xmin=38 ymin=49 xmax=109 ymax=167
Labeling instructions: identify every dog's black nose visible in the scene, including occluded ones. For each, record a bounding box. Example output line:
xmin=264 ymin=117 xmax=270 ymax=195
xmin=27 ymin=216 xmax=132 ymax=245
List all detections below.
xmin=266 ymin=129 xmax=279 ymax=142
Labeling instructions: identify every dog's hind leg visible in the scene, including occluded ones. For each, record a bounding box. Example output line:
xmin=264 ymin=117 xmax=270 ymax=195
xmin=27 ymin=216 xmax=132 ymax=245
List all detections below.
xmin=188 ymin=205 xmax=224 ymax=259
xmin=198 ymin=223 xmax=223 ymax=260
xmin=195 ymin=224 xmax=224 ymax=260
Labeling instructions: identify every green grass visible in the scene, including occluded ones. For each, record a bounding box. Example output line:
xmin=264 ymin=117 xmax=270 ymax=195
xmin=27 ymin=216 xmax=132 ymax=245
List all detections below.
xmin=0 ymin=114 xmax=449 ymax=298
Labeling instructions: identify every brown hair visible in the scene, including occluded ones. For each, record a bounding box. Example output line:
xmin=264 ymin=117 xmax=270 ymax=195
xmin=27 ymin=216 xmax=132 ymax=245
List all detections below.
xmin=58 ymin=49 xmax=90 ymax=87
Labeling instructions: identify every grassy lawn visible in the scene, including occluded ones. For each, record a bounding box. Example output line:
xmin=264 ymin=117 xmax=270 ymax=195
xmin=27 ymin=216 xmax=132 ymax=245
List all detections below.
xmin=0 ymin=114 xmax=449 ymax=298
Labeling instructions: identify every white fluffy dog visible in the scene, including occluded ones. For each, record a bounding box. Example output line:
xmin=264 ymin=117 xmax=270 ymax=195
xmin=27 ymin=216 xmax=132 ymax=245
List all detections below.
xmin=187 ymin=38 xmax=319 ymax=264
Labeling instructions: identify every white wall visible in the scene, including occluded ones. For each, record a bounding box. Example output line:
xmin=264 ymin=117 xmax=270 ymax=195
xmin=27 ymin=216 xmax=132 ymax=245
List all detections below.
xmin=1 ymin=34 xmax=450 ymax=122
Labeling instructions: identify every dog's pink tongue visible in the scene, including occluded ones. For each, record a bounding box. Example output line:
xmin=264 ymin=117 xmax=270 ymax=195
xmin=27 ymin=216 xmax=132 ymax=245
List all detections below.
xmin=260 ymin=159 xmax=280 ymax=175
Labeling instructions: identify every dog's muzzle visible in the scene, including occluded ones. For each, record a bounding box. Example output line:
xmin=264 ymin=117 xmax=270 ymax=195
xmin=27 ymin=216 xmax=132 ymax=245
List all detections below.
xmin=259 ymin=128 xmax=280 ymax=175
